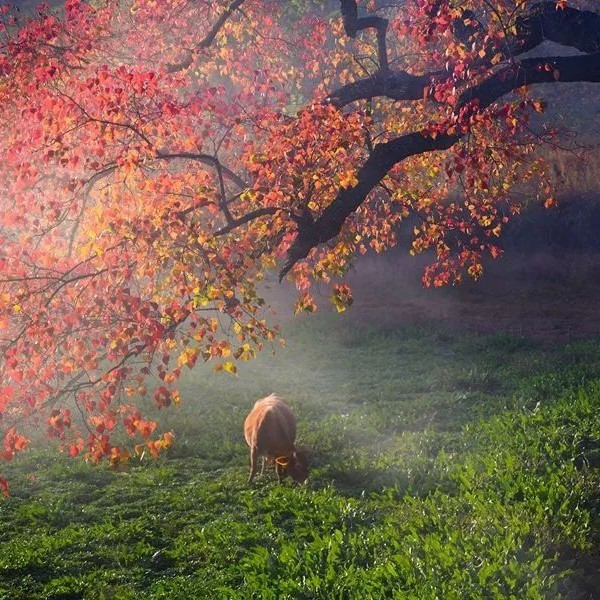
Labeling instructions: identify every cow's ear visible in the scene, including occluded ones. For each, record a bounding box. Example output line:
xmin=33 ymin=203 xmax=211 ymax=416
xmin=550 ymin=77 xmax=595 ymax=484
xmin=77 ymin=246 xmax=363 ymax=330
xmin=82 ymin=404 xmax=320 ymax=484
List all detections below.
xmin=275 ymin=456 xmax=290 ymax=467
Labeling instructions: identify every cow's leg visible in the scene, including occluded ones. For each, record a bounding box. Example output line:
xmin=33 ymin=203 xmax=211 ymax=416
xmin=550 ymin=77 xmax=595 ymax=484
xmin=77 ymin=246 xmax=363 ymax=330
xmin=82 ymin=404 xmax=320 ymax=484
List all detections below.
xmin=248 ymin=446 xmax=259 ymax=483
xmin=260 ymin=456 xmax=267 ymax=475
xmin=275 ymin=461 xmax=284 ymax=483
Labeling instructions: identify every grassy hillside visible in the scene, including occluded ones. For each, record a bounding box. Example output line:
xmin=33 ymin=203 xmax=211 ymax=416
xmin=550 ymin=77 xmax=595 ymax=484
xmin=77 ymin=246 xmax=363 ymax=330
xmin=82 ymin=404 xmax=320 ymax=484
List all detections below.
xmin=1 ymin=314 xmax=599 ymax=599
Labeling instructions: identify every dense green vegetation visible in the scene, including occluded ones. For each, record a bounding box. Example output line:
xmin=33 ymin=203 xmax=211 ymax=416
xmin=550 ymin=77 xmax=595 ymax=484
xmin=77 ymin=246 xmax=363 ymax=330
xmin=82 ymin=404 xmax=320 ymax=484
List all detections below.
xmin=1 ymin=314 xmax=599 ymax=599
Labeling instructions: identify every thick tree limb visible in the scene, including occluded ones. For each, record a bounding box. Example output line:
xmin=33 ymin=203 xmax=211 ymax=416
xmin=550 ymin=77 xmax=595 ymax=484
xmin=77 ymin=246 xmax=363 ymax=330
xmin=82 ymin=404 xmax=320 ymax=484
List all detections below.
xmin=328 ymin=2 xmax=600 ymax=109
xmin=514 ymin=1 xmax=600 ymax=55
xmin=327 ymin=70 xmax=439 ymax=106
xmin=340 ymin=0 xmax=389 ymax=71
xmin=465 ymin=53 xmax=600 ymax=106
xmin=279 ymin=131 xmax=457 ymax=281
xmin=280 ymin=51 xmax=600 ymax=280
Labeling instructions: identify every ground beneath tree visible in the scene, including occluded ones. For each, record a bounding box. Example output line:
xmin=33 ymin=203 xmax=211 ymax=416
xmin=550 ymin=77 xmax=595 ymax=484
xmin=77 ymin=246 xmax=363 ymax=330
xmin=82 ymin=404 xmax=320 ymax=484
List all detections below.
xmin=349 ymin=250 xmax=600 ymax=343
xmin=269 ymin=249 xmax=600 ymax=344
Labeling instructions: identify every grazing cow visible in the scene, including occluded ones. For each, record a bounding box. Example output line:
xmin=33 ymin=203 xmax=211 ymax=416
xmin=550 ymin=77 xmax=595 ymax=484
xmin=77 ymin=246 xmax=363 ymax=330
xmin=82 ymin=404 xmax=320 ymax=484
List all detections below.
xmin=243 ymin=394 xmax=308 ymax=483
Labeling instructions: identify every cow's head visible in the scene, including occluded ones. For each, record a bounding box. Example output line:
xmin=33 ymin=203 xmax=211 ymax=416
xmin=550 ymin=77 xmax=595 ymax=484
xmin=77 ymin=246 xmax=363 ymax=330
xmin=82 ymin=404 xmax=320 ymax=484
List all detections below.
xmin=275 ymin=449 xmax=309 ymax=483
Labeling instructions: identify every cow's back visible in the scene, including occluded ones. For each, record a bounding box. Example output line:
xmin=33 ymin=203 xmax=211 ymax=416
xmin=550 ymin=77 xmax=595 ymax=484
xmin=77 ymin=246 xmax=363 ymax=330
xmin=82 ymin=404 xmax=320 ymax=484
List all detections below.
xmin=244 ymin=394 xmax=296 ymax=457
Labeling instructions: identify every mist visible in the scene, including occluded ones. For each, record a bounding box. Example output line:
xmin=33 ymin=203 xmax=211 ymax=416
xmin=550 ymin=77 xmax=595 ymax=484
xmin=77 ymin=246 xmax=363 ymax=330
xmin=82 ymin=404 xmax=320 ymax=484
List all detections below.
xmin=1 ymin=1 xmax=599 ymax=597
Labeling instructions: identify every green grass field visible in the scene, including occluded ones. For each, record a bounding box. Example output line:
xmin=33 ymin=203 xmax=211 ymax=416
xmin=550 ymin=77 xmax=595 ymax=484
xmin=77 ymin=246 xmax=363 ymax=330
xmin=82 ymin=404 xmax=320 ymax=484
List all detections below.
xmin=1 ymin=313 xmax=599 ymax=599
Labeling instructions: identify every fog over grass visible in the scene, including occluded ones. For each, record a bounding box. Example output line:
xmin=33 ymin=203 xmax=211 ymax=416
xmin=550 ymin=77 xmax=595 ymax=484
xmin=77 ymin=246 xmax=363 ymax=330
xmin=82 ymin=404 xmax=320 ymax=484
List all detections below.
xmin=2 ymin=299 xmax=599 ymax=597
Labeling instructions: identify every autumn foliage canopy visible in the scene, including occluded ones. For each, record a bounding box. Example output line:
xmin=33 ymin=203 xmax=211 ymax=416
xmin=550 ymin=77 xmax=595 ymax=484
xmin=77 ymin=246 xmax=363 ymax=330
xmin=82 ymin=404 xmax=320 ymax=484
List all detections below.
xmin=1 ymin=0 xmax=599 ymax=493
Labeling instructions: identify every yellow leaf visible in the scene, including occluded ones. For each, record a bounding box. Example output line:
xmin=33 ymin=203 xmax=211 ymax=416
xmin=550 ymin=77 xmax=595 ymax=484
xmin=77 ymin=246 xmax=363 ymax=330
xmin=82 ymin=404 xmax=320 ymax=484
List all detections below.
xmin=338 ymin=170 xmax=358 ymax=189
xmin=332 ymin=297 xmax=347 ymax=313
xmin=223 ymin=361 xmax=237 ymax=375
xmin=177 ymin=347 xmax=199 ymax=368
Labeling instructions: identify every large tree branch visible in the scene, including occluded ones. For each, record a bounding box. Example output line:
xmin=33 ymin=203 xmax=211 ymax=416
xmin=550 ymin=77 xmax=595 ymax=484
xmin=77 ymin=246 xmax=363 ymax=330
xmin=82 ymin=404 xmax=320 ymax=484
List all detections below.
xmin=340 ymin=0 xmax=389 ymax=72
xmin=328 ymin=1 xmax=600 ymax=109
xmin=327 ymin=70 xmax=439 ymax=107
xmin=464 ymin=53 xmax=600 ymax=106
xmin=279 ymin=131 xmax=457 ymax=281
xmin=280 ymin=51 xmax=600 ymax=280
xmin=514 ymin=1 xmax=600 ymax=55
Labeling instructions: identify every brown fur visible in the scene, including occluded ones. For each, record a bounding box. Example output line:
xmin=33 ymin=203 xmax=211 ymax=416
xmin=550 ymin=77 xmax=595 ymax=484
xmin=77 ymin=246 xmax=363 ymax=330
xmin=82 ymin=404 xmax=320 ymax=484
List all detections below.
xmin=243 ymin=394 xmax=308 ymax=483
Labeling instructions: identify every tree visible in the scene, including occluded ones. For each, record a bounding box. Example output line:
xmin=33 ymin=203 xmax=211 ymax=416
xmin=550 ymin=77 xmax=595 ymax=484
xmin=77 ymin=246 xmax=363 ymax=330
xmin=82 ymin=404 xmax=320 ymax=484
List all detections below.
xmin=1 ymin=0 xmax=599 ymax=493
